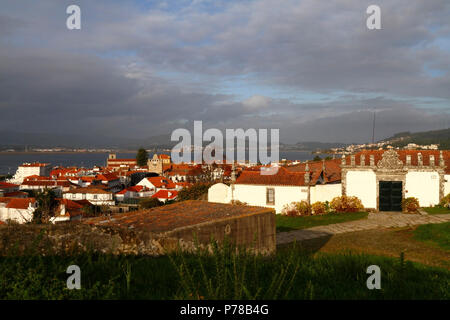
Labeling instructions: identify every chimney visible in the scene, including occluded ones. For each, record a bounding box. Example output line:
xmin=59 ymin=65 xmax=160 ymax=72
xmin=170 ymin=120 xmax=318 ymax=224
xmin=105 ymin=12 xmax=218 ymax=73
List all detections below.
xmin=341 ymin=155 xmax=346 ymax=166
xmin=360 ymin=155 xmax=365 ymax=166
xmin=350 ymin=155 xmax=355 ymax=166
xmin=406 ymin=155 xmax=411 ymax=166
xmin=304 ymin=163 xmax=310 ymax=185
xmin=440 ymin=151 xmax=445 ymax=167
xmin=370 ymin=155 xmax=375 ymax=166
xmin=418 ymin=153 xmax=423 ymax=166
xmin=429 ymin=155 xmax=435 ymax=166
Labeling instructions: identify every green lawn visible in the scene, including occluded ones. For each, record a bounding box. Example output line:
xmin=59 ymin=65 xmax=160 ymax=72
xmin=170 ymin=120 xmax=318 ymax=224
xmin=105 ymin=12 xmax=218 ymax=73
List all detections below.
xmin=276 ymin=212 xmax=368 ymax=233
xmin=1 ymin=246 xmax=449 ymax=300
xmin=413 ymin=222 xmax=450 ymax=251
xmin=422 ymin=206 xmax=450 ymax=215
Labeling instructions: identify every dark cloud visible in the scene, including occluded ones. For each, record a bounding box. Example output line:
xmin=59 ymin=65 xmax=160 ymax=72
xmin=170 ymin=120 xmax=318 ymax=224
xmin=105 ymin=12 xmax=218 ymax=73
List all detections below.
xmin=0 ymin=0 xmax=449 ymax=144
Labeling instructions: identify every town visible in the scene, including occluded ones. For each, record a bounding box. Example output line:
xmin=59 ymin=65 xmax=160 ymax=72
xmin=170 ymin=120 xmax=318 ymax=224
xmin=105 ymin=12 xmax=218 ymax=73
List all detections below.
xmin=1 ymin=147 xmax=449 ymax=224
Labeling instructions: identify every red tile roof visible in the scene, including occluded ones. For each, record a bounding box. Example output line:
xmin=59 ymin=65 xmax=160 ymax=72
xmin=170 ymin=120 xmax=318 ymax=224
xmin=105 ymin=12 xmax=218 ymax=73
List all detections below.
xmin=236 ymin=166 xmax=306 ymax=186
xmin=96 ymin=173 xmax=119 ymax=181
xmin=0 ymin=182 xmax=19 ymax=189
xmin=152 ymin=189 xmax=178 ymax=200
xmin=65 ymin=187 xmax=112 ymax=194
xmin=5 ymin=198 xmax=36 ymax=209
xmin=286 ymin=158 xmax=342 ymax=185
xmin=146 ymin=177 xmax=176 ymax=188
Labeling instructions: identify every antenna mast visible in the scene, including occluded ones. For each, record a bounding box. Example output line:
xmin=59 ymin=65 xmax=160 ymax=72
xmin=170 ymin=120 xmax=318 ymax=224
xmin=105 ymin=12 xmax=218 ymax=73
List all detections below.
xmin=371 ymin=109 xmax=376 ymax=147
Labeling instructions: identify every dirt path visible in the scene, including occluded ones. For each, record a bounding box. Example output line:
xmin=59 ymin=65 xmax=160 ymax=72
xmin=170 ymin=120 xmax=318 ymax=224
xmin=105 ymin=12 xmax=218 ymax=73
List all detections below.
xmin=277 ymin=212 xmax=450 ymax=245
xmin=276 ymin=212 xmax=450 ymax=269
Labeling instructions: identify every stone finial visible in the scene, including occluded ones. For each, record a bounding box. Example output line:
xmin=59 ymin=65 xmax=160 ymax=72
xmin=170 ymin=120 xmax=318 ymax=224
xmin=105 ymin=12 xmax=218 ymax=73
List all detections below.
xmin=341 ymin=154 xmax=346 ymax=165
xmin=406 ymin=155 xmax=411 ymax=166
xmin=429 ymin=155 xmax=435 ymax=166
xmin=417 ymin=152 xmax=423 ymax=166
xmin=440 ymin=151 xmax=445 ymax=167
xmin=350 ymin=155 xmax=355 ymax=166
xmin=305 ymin=162 xmax=310 ymax=172
xmin=304 ymin=171 xmax=310 ymax=184
xmin=360 ymin=155 xmax=365 ymax=166
xmin=370 ymin=155 xmax=375 ymax=166
xmin=231 ymin=162 xmax=236 ymax=182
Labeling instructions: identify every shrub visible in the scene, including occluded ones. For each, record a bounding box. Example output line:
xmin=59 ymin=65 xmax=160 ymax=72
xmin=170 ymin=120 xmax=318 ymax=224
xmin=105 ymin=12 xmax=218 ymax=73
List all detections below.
xmin=230 ymin=200 xmax=247 ymax=206
xmin=402 ymin=197 xmax=420 ymax=213
xmin=139 ymin=197 xmax=163 ymax=209
xmin=177 ymin=182 xmax=213 ymax=201
xmin=330 ymin=196 xmax=364 ymax=213
xmin=281 ymin=201 xmax=311 ymax=216
xmin=439 ymin=193 xmax=450 ymax=209
xmin=311 ymin=202 xmax=326 ymax=215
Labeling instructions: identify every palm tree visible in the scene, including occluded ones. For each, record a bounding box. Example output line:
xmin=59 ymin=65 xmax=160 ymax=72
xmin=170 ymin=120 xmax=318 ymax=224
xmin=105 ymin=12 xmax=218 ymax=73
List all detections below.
xmin=33 ymin=188 xmax=59 ymax=224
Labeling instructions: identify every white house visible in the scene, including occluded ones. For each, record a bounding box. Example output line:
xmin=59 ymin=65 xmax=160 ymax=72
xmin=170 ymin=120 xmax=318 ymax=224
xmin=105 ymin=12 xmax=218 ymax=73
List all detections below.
xmin=8 ymin=163 xmax=51 ymax=184
xmin=209 ymin=167 xmax=309 ymax=213
xmin=136 ymin=176 xmax=176 ymax=192
xmin=342 ymin=149 xmax=449 ymax=210
xmin=151 ymin=189 xmax=178 ymax=203
xmin=0 ymin=198 xmax=37 ymax=223
xmin=115 ymin=185 xmax=154 ymax=201
xmin=63 ymin=187 xmax=115 ymax=206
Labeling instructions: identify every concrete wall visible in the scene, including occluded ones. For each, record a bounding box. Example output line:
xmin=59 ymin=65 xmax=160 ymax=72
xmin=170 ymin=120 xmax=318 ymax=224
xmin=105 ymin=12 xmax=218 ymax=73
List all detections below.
xmin=233 ymin=184 xmax=307 ymax=213
xmin=405 ymin=171 xmax=440 ymax=207
xmin=310 ymin=183 xmax=342 ymax=203
xmin=346 ymin=170 xmax=377 ymax=209
xmin=164 ymin=209 xmax=276 ymax=255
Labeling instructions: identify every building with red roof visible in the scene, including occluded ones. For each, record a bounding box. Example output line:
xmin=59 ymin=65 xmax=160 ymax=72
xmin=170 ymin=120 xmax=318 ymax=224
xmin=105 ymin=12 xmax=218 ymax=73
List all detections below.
xmin=0 ymin=197 xmax=37 ymax=223
xmin=151 ymin=189 xmax=178 ymax=202
xmin=209 ymin=149 xmax=450 ymax=213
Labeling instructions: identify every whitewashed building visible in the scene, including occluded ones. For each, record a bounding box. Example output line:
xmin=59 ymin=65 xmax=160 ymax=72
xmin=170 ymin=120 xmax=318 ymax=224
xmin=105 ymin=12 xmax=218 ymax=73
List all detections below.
xmin=8 ymin=163 xmax=51 ymax=184
xmin=0 ymin=198 xmax=37 ymax=223
xmin=342 ymin=149 xmax=449 ymax=210
xmin=209 ymin=149 xmax=450 ymax=212
xmin=63 ymin=187 xmax=115 ymax=206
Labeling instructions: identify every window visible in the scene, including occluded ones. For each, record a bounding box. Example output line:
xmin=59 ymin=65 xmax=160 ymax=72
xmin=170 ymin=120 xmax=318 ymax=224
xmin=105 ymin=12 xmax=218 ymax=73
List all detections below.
xmin=266 ymin=188 xmax=275 ymax=205
xmin=93 ymin=195 xmax=98 ymax=200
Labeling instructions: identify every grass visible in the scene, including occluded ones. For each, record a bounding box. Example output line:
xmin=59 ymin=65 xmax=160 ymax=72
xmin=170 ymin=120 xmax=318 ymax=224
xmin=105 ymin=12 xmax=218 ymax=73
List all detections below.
xmin=1 ymin=242 xmax=449 ymax=300
xmin=422 ymin=206 xmax=450 ymax=215
xmin=276 ymin=212 xmax=368 ymax=233
xmin=413 ymin=222 xmax=450 ymax=251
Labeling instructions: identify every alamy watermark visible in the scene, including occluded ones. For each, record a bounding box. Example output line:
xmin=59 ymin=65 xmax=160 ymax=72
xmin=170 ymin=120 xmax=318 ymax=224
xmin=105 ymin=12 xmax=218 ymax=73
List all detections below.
xmin=366 ymin=265 xmax=381 ymax=290
xmin=66 ymin=265 xmax=81 ymax=290
xmin=171 ymin=121 xmax=280 ymax=175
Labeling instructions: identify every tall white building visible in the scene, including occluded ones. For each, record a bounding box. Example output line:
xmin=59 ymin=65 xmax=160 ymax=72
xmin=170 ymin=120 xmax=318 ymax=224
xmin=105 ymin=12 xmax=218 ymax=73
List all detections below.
xmin=8 ymin=163 xmax=51 ymax=184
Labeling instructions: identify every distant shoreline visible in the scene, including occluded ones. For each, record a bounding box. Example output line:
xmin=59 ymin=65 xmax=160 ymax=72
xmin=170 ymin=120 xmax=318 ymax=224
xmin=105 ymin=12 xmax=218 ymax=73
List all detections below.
xmin=0 ymin=151 xmax=136 ymax=155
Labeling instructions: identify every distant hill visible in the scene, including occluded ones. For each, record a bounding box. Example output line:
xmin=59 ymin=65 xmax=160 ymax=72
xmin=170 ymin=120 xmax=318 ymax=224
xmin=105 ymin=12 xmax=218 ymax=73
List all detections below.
xmin=0 ymin=131 xmax=177 ymax=150
xmin=281 ymin=141 xmax=350 ymax=152
xmin=380 ymin=128 xmax=450 ymax=149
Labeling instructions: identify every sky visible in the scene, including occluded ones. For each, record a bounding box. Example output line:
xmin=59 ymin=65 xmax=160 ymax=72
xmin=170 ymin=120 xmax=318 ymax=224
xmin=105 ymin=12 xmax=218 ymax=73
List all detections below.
xmin=0 ymin=0 xmax=449 ymax=144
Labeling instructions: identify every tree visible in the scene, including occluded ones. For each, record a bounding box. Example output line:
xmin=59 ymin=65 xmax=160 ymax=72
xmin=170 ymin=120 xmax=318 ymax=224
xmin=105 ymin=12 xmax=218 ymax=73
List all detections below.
xmin=136 ymin=148 xmax=149 ymax=167
xmin=139 ymin=197 xmax=163 ymax=209
xmin=177 ymin=182 xmax=213 ymax=201
xmin=33 ymin=188 xmax=59 ymax=224
xmin=313 ymin=155 xmax=322 ymax=161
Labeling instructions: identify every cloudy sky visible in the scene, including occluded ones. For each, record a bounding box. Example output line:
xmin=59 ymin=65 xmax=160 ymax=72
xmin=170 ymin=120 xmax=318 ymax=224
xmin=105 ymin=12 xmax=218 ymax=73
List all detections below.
xmin=1 ymin=0 xmax=449 ymax=144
